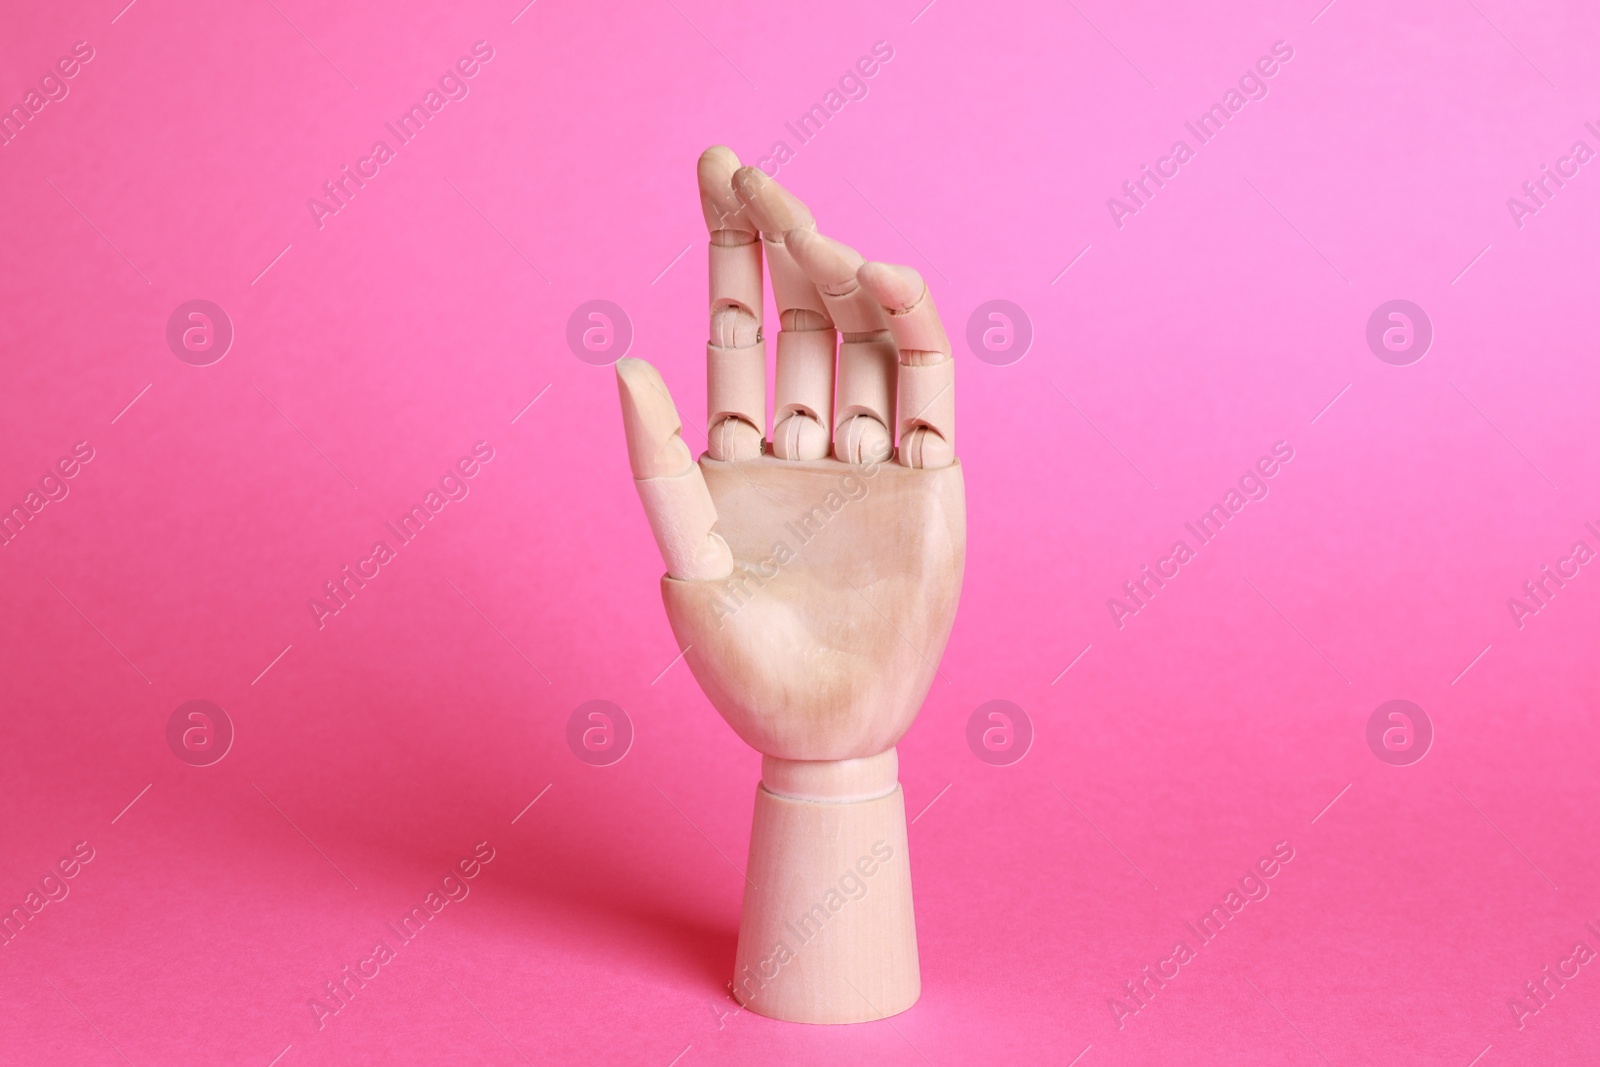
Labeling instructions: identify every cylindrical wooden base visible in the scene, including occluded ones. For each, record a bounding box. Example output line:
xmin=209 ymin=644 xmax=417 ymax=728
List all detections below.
xmin=731 ymin=752 xmax=919 ymax=1023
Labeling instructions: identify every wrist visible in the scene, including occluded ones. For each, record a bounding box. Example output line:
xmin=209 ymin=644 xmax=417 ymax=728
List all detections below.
xmin=737 ymin=747 xmax=920 ymax=1022
xmin=761 ymin=748 xmax=898 ymax=802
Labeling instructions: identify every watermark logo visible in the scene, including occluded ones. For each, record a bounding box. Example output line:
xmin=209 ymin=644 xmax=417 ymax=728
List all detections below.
xmin=1109 ymin=840 xmax=1296 ymax=1029
xmin=965 ymin=300 xmax=1032 ymax=366
xmin=307 ymin=442 xmax=496 ymax=631
xmin=1509 ymin=923 xmax=1599 ymax=1031
xmin=966 ymin=700 xmax=1032 ymax=766
xmin=0 ymin=841 xmax=95 ymax=951
xmin=1506 ymin=122 xmax=1600 ymax=230
xmin=166 ymin=300 xmax=233 ymax=366
xmin=1106 ymin=40 xmax=1296 ymax=230
xmin=567 ymin=700 xmax=633 ymax=766
xmin=0 ymin=40 xmax=96 ymax=151
xmin=732 ymin=840 xmax=894 ymax=1006
xmin=307 ymin=842 xmax=496 ymax=1031
xmin=1365 ymin=299 xmax=1432 ymax=366
xmin=1366 ymin=699 xmax=1432 ymax=766
xmin=307 ymin=42 xmax=497 ymax=231
xmin=755 ymin=40 xmax=895 ymax=176
xmin=1506 ymin=524 xmax=1598 ymax=629
xmin=166 ymin=699 xmax=234 ymax=767
xmin=708 ymin=458 xmax=881 ymax=629
xmin=1109 ymin=442 xmax=1295 ymax=629
xmin=566 ymin=300 xmax=632 ymax=365
xmin=0 ymin=440 xmax=95 ymax=550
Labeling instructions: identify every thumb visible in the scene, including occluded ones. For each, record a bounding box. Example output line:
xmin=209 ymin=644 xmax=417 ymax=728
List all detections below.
xmin=616 ymin=358 xmax=734 ymax=581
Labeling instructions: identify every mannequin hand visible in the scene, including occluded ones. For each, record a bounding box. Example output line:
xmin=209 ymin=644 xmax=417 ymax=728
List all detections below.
xmin=615 ymin=147 xmax=964 ymax=762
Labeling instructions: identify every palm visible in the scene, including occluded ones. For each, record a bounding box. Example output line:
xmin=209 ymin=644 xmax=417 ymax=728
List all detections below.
xmin=665 ymin=455 xmax=963 ymax=760
xmin=617 ymin=147 xmax=963 ymax=762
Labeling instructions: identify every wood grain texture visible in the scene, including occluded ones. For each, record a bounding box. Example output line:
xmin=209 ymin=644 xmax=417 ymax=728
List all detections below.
xmin=732 ymin=780 xmax=919 ymax=1023
xmin=661 ymin=455 xmax=965 ymax=761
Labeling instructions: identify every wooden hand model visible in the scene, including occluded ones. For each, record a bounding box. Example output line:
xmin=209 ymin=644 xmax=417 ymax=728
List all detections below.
xmin=615 ymin=146 xmax=965 ymax=1023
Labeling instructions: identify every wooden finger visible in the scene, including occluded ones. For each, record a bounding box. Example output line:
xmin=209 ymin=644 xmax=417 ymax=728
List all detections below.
xmin=699 ymin=146 xmax=765 ymax=461
xmin=616 ymin=358 xmax=734 ymax=580
xmin=730 ymin=167 xmax=828 ymax=320
xmin=786 ymin=229 xmax=895 ymax=464
xmin=732 ymin=167 xmax=834 ymax=460
xmin=857 ymin=263 xmax=954 ymax=469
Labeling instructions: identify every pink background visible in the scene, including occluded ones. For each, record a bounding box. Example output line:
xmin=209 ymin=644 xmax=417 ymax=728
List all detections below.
xmin=3 ymin=0 xmax=1599 ymax=1063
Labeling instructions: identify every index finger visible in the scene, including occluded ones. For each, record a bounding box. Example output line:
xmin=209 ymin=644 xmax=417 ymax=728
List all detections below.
xmin=700 ymin=146 xmax=765 ymax=462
